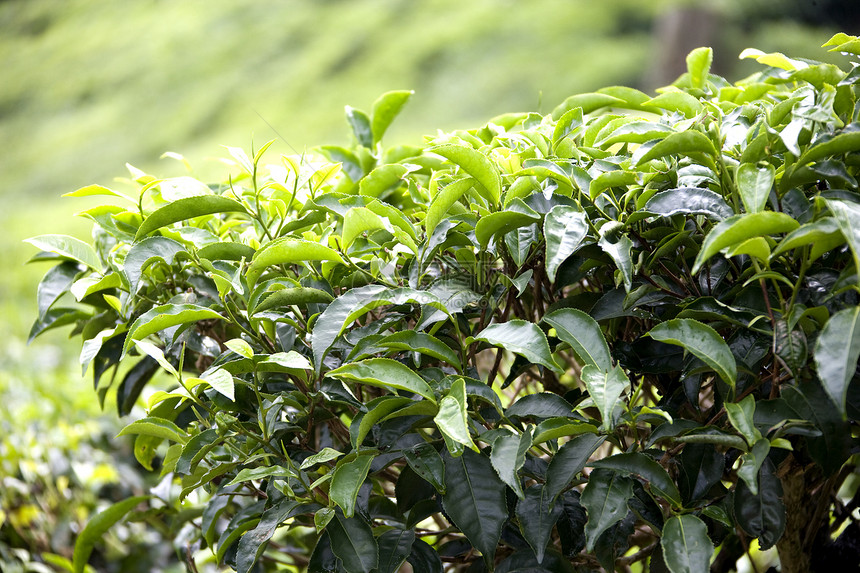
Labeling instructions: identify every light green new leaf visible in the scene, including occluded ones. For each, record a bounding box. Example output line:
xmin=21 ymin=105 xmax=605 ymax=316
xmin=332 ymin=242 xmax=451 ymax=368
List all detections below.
xmin=123 ymin=303 xmax=223 ymax=357
xmin=596 ymin=121 xmax=674 ymax=147
xmin=544 ymin=205 xmax=588 ymax=282
xmin=589 ymin=170 xmax=638 ymax=200
xmin=580 ymin=364 xmax=629 ymax=431
xmin=117 ymin=417 xmax=188 ymax=444
xmin=643 ymin=92 xmax=704 ymax=119
xmin=435 ymin=378 xmax=478 ymax=455
xmin=25 ymin=234 xmax=101 ymax=271
xmin=331 ymin=454 xmax=375 ymax=518
xmin=691 ymin=212 xmax=799 ymax=274
xmin=202 ymin=368 xmax=235 ymax=401
xmin=826 ymin=199 xmax=860 ymax=274
xmin=725 ymin=394 xmax=760 ymax=447
xmin=328 ymin=358 xmax=436 ymax=403
xmin=225 ymin=338 xmax=254 ymax=358
xmin=598 ymin=226 xmax=634 ymax=292
xmin=543 ymin=308 xmax=612 ymax=371
xmin=473 ymin=320 xmax=562 ymax=374
xmin=73 ymin=496 xmax=149 ymax=573
xmin=795 ymin=131 xmax=860 ymax=169
xmin=342 ymin=206 xmax=389 ymax=247
xmin=226 ymin=466 xmax=294 ymax=486
xmin=490 ymin=428 xmax=532 ymax=498
xmin=551 ymin=93 xmax=625 ymax=119
xmin=814 ymin=305 xmax=860 ymax=418
xmin=736 ymin=163 xmax=775 ymax=214
xmin=371 ymin=90 xmax=413 ymax=145
xmin=358 ymin=163 xmax=413 ymax=198
xmin=634 ymin=130 xmax=717 ymax=166
xmin=581 ymin=469 xmax=634 ymax=551
xmin=425 ymin=177 xmax=475 ymax=234
xmin=589 ymin=453 xmax=681 ymax=507
xmin=687 ymin=47 xmax=713 ymax=89
xmin=253 ymin=287 xmax=334 ymax=313
xmin=771 ymin=218 xmax=843 ymax=262
xmin=135 ymin=195 xmax=247 ymax=239
xmin=737 ymin=439 xmax=771 ymax=495
xmin=354 ymin=396 xmax=414 ymax=449
xmin=647 ymin=319 xmax=736 ymax=388
xmin=300 ymin=447 xmax=344 ymax=470
xmin=661 ymin=514 xmax=713 ymax=573
xmin=246 ymin=238 xmax=344 ymax=285
xmin=345 ymin=105 xmax=373 ymax=148
xmin=63 ymin=183 xmax=134 ymax=202
xmin=432 ymin=144 xmax=502 ymax=206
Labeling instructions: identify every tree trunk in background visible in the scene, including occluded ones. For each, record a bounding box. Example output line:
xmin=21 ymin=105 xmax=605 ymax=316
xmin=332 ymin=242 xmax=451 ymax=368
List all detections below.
xmin=647 ymin=7 xmax=723 ymax=91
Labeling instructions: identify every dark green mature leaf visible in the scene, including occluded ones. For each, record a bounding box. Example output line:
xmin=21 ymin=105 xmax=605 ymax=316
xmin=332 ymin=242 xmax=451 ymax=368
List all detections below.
xmin=377 ymin=331 xmax=461 ymax=370
xmin=176 ymin=428 xmax=219 ymax=475
xmin=123 ymin=303 xmax=223 ymax=357
xmin=589 ymin=453 xmax=681 ymax=507
xmin=432 ymin=143 xmax=502 ymax=206
xmin=25 ymin=234 xmax=102 ymax=271
xmin=581 ymin=469 xmax=635 ymax=551
xmin=374 ymin=529 xmax=416 ymax=573
xmin=475 ymin=205 xmax=540 ymax=248
xmin=691 ymin=212 xmax=799 ymax=274
xmin=327 ymin=511 xmax=379 ymax=573
xmin=329 ymin=358 xmax=436 ymax=403
xmin=406 ymin=538 xmax=444 ymax=573
xmin=814 ymin=305 xmax=860 ymax=417
xmin=123 ymin=236 xmax=186 ymax=294
xmin=331 ymin=454 xmax=374 ymax=518
xmin=545 ymin=434 xmax=606 ymax=501
xmin=661 ymin=514 xmax=713 ymax=573
xmin=490 ymin=428 xmax=532 ymax=499
xmin=644 ymin=188 xmax=734 ymax=220
xmin=783 ymin=380 xmax=852 ymax=475
xmin=36 ymin=262 xmax=81 ymax=319
xmin=646 ymin=319 xmax=737 ymax=388
xmin=516 ymin=485 xmax=564 ymax=563
xmin=235 ymin=500 xmax=301 ymax=573
xmin=506 ymin=392 xmax=575 ymax=421
xmin=404 ymin=443 xmax=445 ymax=493
xmin=544 ymin=205 xmax=588 ymax=282
xmin=441 ymin=449 xmax=507 ymax=567
xmin=73 ymin=496 xmax=149 ymax=573
xmin=473 ymin=320 xmax=561 ymax=373
xmin=580 ymin=364 xmax=629 ymax=431
xmin=543 ymin=308 xmax=612 ymax=371
xmin=371 ymin=90 xmax=413 ymax=145
xmin=135 ymin=195 xmax=247 ymax=239
xmin=677 ymin=444 xmax=725 ymax=503
xmin=733 ymin=459 xmax=785 ymax=550
xmin=311 ymin=285 xmax=450 ymax=371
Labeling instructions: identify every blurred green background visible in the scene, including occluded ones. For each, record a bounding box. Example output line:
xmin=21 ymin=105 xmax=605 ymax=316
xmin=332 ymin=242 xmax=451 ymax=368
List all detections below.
xmin=1 ymin=0 xmax=856 ymax=570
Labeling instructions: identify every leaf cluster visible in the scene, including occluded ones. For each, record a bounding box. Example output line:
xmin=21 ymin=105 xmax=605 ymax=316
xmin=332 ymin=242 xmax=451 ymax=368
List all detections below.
xmin=28 ymin=37 xmax=860 ymax=572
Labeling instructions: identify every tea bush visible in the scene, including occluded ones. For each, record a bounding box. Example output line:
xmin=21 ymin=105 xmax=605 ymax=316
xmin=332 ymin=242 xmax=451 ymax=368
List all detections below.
xmin=28 ymin=35 xmax=860 ymax=572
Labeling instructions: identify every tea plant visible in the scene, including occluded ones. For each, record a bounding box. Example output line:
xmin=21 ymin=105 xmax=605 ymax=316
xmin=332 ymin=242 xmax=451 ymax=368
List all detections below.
xmin=28 ymin=35 xmax=860 ymax=572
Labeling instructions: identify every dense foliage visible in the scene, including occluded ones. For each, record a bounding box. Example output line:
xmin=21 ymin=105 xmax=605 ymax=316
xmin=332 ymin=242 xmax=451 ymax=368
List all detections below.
xmin=29 ymin=35 xmax=860 ymax=572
